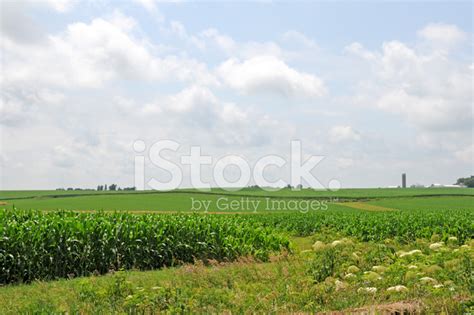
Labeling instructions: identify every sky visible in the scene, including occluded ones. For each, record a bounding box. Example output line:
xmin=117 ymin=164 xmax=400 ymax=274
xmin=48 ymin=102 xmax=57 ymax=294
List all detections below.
xmin=0 ymin=0 xmax=473 ymax=190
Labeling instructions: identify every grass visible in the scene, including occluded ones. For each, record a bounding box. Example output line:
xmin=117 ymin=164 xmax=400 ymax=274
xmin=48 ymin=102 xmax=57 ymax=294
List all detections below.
xmin=0 ymin=232 xmax=471 ymax=313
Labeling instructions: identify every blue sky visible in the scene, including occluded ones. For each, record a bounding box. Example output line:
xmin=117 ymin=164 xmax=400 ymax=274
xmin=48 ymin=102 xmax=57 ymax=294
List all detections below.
xmin=35 ymin=2 xmax=472 ymax=47
xmin=0 ymin=0 xmax=472 ymax=189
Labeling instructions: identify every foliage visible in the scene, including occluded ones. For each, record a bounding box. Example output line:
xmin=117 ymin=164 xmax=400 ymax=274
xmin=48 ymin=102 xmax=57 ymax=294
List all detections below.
xmin=456 ymin=176 xmax=474 ymax=188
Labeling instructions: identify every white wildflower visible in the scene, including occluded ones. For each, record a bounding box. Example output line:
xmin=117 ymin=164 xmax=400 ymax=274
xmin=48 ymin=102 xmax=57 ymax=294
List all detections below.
xmin=387 ymin=285 xmax=408 ymax=293
xmin=335 ymin=280 xmax=347 ymax=291
xmin=312 ymin=241 xmax=326 ymax=251
xmin=363 ymin=271 xmax=382 ymax=281
xmin=429 ymin=242 xmax=444 ymax=250
xmin=347 ymin=265 xmax=360 ymax=273
xmin=344 ymin=273 xmax=356 ymax=279
xmin=372 ymin=266 xmax=387 ymax=273
xmin=357 ymin=287 xmax=377 ymax=294
xmin=398 ymin=249 xmax=422 ymax=257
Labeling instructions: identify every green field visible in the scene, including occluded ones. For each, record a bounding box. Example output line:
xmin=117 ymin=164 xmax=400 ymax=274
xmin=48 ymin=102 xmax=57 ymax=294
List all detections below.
xmin=2 ymin=187 xmax=473 ymax=200
xmin=367 ymin=196 xmax=474 ymax=211
xmin=0 ymin=188 xmax=473 ymax=313
xmin=1 ymin=188 xmax=473 ymax=213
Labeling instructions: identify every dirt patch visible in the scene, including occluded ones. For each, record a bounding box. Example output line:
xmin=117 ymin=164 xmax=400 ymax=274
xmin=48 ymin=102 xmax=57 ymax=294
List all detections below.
xmin=0 ymin=202 xmax=8 ymax=206
xmin=43 ymin=209 xmax=258 ymax=215
xmin=342 ymin=202 xmax=396 ymax=212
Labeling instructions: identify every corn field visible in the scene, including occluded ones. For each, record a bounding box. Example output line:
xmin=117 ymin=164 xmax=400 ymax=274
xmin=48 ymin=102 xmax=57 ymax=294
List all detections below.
xmin=250 ymin=209 xmax=474 ymax=243
xmin=0 ymin=209 xmax=289 ymax=284
xmin=2 ymin=207 xmax=472 ymax=285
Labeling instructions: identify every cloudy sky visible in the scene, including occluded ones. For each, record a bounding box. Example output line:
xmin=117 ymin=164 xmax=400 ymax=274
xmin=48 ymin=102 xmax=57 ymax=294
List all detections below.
xmin=0 ymin=0 xmax=472 ymax=190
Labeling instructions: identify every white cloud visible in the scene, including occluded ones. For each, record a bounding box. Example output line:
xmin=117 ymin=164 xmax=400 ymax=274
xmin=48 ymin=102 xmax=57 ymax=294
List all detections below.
xmin=0 ymin=1 xmax=44 ymax=44
xmin=348 ymin=37 xmax=472 ymax=135
xmin=454 ymin=144 xmax=473 ymax=163
xmin=43 ymin=0 xmax=75 ymax=12
xmin=189 ymin=28 xmax=283 ymax=59
xmin=418 ymin=23 xmax=467 ymax=47
xmin=336 ymin=158 xmax=355 ymax=169
xmin=6 ymin=0 xmax=76 ymax=13
xmin=375 ymin=88 xmax=469 ymax=131
xmin=1 ymin=11 xmax=216 ymax=88
xmin=0 ymin=0 xmax=75 ymax=44
xmin=142 ymin=85 xmax=218 ymax=115
xmin=239 ymin=41 xmax=283 ymax=59
xmin=329 ymin=125 xmax=361 ymax=143
xmin=0 ymin=87 xmax=64 ymax=126
xmin=281 ymin=31 xmax=318 ymax=50
xmin=217 ymin=55 xmax=326 ymax=98
xmin=133 ymin=0 xmax=184 ymax=12
xmin=133 ymin=0 xmax=158 ymax=11
xmin=344 ymin=42 xmax=375 ymax=60
xmin=194 ymin=28 xmax=318 ymax=60
xmin=163 ymin=23 xmax=320 ymax=63
xmin=199 ymin=28 xmax=237 ymax=53
xmin=164 ymin=20 xmax=206 ymax=49
xmin=139 ymin=85 xmax=291 ymax=147
xmin=132 ymin=0 xmax=166 ymax=22
xmin=345 ymin=24 xmax=472 ymax=173
xmin=0 ymin=92 xmax=27 ymax=126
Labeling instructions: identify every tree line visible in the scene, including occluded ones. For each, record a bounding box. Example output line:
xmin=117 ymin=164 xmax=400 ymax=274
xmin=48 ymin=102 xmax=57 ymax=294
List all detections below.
xmin=56 ymin=185 xmax=136 ymax=191
xmin=456 ymin=176 xmax=474 ymax=188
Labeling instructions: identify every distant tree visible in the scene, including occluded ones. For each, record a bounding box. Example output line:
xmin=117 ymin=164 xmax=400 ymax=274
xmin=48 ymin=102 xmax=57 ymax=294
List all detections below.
xmin=109 ymin=184 xmax=117 ymax=191
xmin=104 ymin=184 xmax=108 ymax=191
xmin=67 ymin=187 xmax=73 ymax=191
xmin=456 ymin=176 xmax=474 ymax=188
